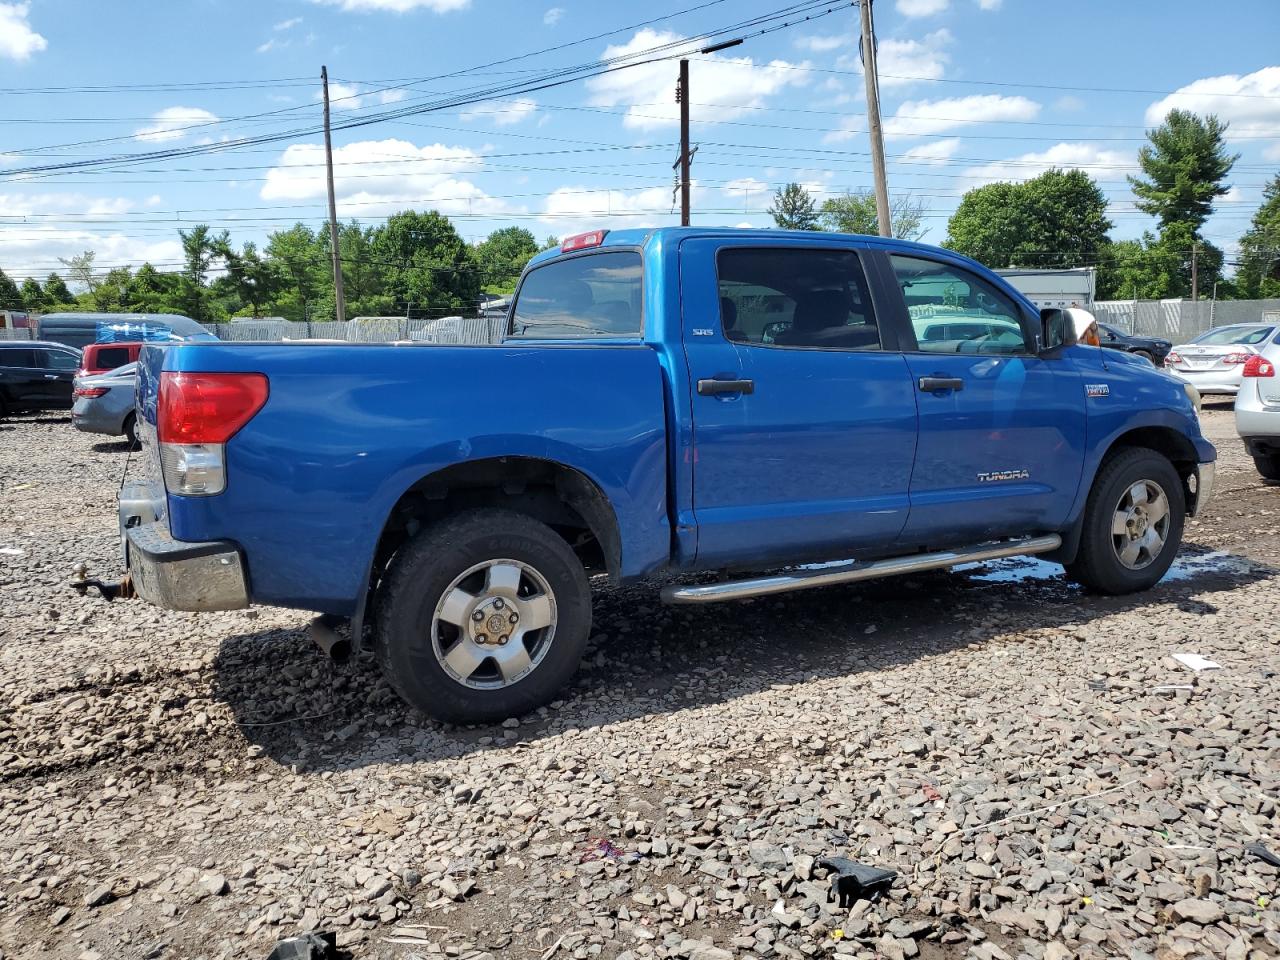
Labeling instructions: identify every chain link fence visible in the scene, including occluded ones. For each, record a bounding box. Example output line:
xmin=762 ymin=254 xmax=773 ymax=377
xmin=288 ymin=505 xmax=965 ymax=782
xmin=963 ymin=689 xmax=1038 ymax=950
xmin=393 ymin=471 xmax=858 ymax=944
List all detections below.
xmin=2 ymin=316 xmax=510 ymax=345
xmin=1092 ymin=299 xmax=1280 ymax=343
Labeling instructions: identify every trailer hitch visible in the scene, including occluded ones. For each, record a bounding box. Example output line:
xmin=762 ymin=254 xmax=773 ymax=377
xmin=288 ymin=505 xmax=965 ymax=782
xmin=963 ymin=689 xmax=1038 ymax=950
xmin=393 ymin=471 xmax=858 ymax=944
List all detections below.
xmin=70 ymin=562 xmax=135 ymax=602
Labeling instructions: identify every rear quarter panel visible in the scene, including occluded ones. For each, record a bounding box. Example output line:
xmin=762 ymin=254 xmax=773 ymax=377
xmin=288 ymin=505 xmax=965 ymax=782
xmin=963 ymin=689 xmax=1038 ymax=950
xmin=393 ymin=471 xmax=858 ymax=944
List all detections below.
xmin=149 ymin=343 xmax=669 ymax=614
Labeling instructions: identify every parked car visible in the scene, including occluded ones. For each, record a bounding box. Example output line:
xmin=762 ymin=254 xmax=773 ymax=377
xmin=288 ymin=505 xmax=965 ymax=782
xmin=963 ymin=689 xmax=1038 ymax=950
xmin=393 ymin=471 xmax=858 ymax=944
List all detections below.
xmin=72 ymin=362 xmax=139 ymax=447
xmin=1233 ymin=338 xmax=1280 ymax=481
xmin=1166 ymin=323 xmax=1278 ymax=396
xmin=36 ymin=312 xmax=214 ymax=350
xmin=0 ymin=341 xmax=82 ymax=417
xmin=1097 ymin=323 xmax=1172 ymax=366
xmin=79 ymin=341 xmax=144 ymax=377
xmin=108 ymin=228 xmax=1215 ymax=723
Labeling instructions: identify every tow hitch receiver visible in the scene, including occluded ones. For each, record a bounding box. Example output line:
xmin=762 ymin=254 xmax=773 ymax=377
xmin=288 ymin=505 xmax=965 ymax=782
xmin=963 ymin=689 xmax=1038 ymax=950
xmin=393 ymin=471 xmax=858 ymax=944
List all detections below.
xmin=70 ymin=562 xmax=136 ymax=602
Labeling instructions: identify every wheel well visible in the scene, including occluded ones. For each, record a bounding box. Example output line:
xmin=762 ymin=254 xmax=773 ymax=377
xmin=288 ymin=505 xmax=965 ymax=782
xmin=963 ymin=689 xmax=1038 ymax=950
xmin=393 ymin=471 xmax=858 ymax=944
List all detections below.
xmin=1104 ymin=426 xmax=1198 ymax=474
xmin=370 ymin=457 xmax=621 ymax=597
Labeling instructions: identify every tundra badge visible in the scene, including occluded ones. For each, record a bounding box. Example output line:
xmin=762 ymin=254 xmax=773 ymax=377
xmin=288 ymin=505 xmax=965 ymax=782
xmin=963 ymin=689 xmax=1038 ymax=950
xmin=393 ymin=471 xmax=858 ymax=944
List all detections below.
xmin=977 ymin=469 xmax=1030 ymax=483
xmin=1086 ymin=383 xmax=1110 ymax=398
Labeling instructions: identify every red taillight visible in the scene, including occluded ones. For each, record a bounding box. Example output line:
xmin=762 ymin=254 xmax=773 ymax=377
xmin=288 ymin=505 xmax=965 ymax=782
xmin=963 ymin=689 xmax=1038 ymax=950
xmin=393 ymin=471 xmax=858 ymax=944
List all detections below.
xmin=1243 ymin=355 xmax=1276 ymax=378
xmin=74 ymin=386 xmax=108 ymax=399
xmin=1167 ymin=350 xmax=1182 ymax=365
xmin=561 ymin=229 xmax=607 ymax=253
xmin=157 ymin=372 xmax=269 ymax=444
xmin=1222 ymin=352 xmax=1252 ymax=365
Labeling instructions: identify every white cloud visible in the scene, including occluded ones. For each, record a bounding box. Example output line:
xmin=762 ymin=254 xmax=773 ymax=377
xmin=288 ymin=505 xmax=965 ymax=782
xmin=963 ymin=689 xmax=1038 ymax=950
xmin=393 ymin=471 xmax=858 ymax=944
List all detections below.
xmin=134 ymin=107 xmax=221 ymax=143
xmin=256 ymin=38 xmax=286 ymax=53
xmin=722 ymin=177 xmax=769 ymax=210
xmin=899 ymin=137 xmax=961 ymax=164
xmin=823 ymin=115 xmax=864 ymax=145
xmin=378 ymin=88 xmax=407 ymax=104
xmin=876 ymin=28 xmax=952 ymax=87
xmin=274 ymin=16 xmax=303 ymax=30
xmin=310 ymin=0 xmax=469 ymax=12
xmin=0 ymin=2 xmax=46 ymax=61
xmin=896 ymin=0 xmax=949 ymax=16
xmin=261 ymin=138 xmax=506 ymax=219
xmin=543 ymin=6 xmax=564 ymax=26
xmin=1144 ymin=66 xmax=1280 ymax=140
xmin=961 ymin=142 xmax=1135 ymax=185
xmin=1054 ymin=94 xmax=1085 ymax=112
xmin=461 ymin=97 xmax=538 ymax=126
xmin=542 ymin=185 xmax=685 ymax=238
xmin=976 ymin=0 xmax=1002 ymax=9
xmin=315 ymin=82 xmax=407 ymax=109
xmin=885 ymin=94 xmax=1040 ymax=138
xmin=1265 ymin=142 xmax=1280 ymax=162
xmin=586 ymin=29 xmax=809 ymax=130
xmin=795 ymin=34 xmax=843 ymax=53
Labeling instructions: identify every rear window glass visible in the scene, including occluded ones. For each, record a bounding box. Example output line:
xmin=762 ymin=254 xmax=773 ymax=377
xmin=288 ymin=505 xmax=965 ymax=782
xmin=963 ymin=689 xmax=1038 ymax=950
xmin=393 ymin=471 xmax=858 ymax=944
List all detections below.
xmin=1192 ymin=325 xmax=1274 ymax=345
xmin=510 ymin=251 xmax=642 ymax=339
xmin=0 ymin=349 xmax=36 ymax=368
xmin=92 ymin=347 xmax=132 ymax=369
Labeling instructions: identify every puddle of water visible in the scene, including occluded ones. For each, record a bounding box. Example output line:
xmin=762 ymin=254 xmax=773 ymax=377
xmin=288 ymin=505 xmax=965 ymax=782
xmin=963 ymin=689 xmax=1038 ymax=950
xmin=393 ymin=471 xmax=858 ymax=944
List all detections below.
xmin=956 ymin=549 xmax=1259 ymax=585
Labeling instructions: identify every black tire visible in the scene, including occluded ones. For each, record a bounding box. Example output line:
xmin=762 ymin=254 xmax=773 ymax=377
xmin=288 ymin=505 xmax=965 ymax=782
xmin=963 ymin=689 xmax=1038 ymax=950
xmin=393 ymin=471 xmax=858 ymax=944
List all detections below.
xmin=1132 ymin=350 xmax=1154 ymax=364
xmin=124 ymin=413 xmax=139 ymax=450
xmin=1253 ymin=454 xmax=1280 ymax=483
xmin=375 ymin=509 xmax=592 ymax=724
xmin=1066 ymin=447 xmax=1185 ymax=595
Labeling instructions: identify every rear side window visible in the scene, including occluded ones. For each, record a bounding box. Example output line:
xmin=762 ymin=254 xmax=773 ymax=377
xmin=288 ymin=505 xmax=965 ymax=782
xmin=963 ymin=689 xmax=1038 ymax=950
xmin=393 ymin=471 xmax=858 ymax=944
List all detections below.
xmin=43 ymin=350 xmax=81 ymax=370
xmin=0 ymin=349 xmax=37 ymax=368
xmin=92 ymin=347 xmax=132 ymax=370
xmin=510 ymin=251 xmax=642 ymax=339
xmin=1192 ymin=325 xmax=1273 ymax=346
xmin=716 ymin=248 xmax=880 ymax=350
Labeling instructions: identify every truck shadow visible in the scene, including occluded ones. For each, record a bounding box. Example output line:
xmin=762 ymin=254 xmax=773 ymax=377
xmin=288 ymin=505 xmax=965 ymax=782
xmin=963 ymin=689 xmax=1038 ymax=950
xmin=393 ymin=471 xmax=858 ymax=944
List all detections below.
xmin=209 ymin=542 xmax=1273 ymax=773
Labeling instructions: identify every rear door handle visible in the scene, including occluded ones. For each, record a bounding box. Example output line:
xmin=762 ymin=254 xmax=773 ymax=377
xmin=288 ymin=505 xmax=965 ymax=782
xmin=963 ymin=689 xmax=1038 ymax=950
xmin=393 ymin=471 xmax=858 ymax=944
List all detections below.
xmin=697 ymin=378 xmax=754 ymax=396
xmin=44 ymin=374 xmax=60 ymax=379
xmin=918 ymin=376 xmax=964 ymax=392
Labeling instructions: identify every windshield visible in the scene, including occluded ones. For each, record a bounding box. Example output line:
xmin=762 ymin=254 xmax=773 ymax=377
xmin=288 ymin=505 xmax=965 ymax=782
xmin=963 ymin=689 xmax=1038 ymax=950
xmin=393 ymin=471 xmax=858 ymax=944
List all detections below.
xmin=1191 ymin=325 xmax=1274 ymax=346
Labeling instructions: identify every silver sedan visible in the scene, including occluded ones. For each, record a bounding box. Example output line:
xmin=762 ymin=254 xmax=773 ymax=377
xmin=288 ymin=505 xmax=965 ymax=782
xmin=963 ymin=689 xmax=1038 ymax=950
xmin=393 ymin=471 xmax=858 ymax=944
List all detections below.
xmin=1235 ymin=336 xmax=1280 ymax=481
xmin=71 ymin=362 xmax=138 ymax=447
xmin=1166 ymin=323 xmax=1277 ymax=396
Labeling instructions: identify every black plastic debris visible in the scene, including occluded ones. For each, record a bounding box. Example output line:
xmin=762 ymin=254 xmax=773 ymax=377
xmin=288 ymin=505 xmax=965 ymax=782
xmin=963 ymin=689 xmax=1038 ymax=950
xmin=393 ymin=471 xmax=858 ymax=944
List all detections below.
xmin=817 ymin=857 xmax=897 ymax=908
xmin=1247 ymin=841 xmax=1280 ymax=869
xmin=266 ymin=931 xmax=342 ymax=960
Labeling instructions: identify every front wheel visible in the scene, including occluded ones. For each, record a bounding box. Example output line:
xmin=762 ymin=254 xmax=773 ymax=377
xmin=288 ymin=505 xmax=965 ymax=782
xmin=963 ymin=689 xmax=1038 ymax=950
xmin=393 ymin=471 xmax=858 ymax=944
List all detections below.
xmin=1132 ymin=350 xmax=1155 ymax=364
xmin=375 ymin=509 xmax=592 ymax=724
xmin=124 ymin=413 xmax=139 ymax=450
xmin=1066 ymin=448 xmax=1185 ymax=594
xmin=1253 ymin=454 xmax=1280 ymax=483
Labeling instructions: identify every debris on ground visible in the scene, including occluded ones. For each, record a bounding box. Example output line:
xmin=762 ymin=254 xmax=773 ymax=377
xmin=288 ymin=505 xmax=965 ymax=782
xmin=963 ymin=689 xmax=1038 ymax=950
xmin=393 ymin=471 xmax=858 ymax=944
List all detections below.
xmin=1172 ymin=652 xmax=1222 ymax=671
xmin=816 ymin=857 xmax=897 ymax=908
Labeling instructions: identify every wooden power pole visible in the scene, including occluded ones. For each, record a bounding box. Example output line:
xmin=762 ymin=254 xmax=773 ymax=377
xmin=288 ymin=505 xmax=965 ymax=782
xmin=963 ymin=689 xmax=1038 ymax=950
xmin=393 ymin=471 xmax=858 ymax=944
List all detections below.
xmin=858 ymin=0 xmax=891 ymax=238
xmin=678 ymin=59 xmax=691 ymax=227
xmin=1191 ymin=241 xmax=1200 ymax=302
xmin=321 ymin=65 xmax=347 ymax=323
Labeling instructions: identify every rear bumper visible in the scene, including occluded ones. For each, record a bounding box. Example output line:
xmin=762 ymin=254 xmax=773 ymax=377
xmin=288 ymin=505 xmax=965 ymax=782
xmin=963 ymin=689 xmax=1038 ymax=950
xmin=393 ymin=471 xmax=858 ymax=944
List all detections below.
xmin=119 ymin=480 xmax=248 ymax=611
xmin=1168 ymin=369 xmax=1241 ymax=395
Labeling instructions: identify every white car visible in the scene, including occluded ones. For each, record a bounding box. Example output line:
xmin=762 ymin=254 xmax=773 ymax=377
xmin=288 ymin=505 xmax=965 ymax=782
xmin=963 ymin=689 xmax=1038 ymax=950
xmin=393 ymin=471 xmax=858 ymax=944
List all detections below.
xmin=1166 ymin=323 xmax=1278 ymax=396
xmin=1235 ymin=336 xmax=1280 ymax=481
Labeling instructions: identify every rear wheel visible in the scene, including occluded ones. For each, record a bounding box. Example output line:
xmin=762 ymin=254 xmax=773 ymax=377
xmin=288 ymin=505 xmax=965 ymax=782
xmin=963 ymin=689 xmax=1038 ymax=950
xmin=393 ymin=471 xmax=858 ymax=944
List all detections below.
xmin=1066 ymin=448 xmax=1184 ymax=594
xmin=1253 ymin=454 xmax=1280 ymax=483
xmin=123 ymin=413 xmax=139 ymax=450
xmin=1132 ymin=350 xmax=1155 ymax=364
xmin=375 ymin=509 xmax=592 ymax=724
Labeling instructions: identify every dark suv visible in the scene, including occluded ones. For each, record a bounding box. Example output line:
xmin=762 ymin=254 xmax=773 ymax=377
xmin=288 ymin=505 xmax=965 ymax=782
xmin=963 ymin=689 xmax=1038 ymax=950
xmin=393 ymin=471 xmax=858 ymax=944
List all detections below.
xmin=0 ymin=341 xmax=82 ymax=417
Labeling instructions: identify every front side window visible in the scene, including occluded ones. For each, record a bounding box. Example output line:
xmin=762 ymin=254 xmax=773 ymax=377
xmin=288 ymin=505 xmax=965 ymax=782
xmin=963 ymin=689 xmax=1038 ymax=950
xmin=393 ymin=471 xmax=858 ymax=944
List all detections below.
xmin=510 ymin=251 xmax=642 ymax=339
xmin=716 ymin=248 xmax=880 ymax=350
xmin=0 ymin=349 xmax=37 ymax=368
xmin=890 ymin=255 xmax=1029 ymax=355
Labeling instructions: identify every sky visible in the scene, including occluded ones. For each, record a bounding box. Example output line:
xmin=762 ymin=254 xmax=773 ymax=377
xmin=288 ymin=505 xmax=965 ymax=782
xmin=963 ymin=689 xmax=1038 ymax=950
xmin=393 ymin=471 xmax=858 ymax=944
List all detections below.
xmin=0 ymin=0 xmax=1278 ymax=284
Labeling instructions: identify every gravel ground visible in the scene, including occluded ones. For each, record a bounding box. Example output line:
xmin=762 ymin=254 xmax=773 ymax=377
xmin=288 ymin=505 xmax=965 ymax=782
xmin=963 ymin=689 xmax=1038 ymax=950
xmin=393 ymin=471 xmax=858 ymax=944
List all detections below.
xmin=1 ymin=403 xmax=1278 ymax=960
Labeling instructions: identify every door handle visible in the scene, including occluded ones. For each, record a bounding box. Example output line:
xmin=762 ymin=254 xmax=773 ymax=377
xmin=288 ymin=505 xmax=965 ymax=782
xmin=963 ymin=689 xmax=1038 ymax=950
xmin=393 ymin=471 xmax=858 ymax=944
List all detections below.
xmin=44 ymin=374 xmax=60 ymax=379
xmin=918 ymin=376 xmax=964 ymax=392
xmin=697 ymin=378 xmax=754 ymax=396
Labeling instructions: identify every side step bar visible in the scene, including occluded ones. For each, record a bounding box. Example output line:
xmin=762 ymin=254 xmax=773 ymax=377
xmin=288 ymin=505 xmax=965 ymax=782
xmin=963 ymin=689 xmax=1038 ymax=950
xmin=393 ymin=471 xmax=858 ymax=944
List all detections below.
xmin=661 ymin=534 xmax=1062 ymax=605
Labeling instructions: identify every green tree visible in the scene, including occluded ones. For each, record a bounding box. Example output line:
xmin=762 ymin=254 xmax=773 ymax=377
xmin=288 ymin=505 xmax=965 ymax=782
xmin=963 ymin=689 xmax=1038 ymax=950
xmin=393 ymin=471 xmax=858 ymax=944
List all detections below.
xmin=215 ymin=240 xmax=276 ymax=318
xmin=474 ymin=226 xmax=539 ymax=292
xmin=94 ymin=267 xmax=134 ymax=311
xmin=372 ymin=210 xmax=481 ymax=318
xmin=44 ymin=273 xmax=73 ymax=306
xmin=768 ymin=182 xmax=820 ymax=230
xmin=20 ymin=277 xmax=46 ymax=311
xmin=1129 ymin=110 xmax=1237 ymax=232
xmin=177 ymin=224 xmax=229 ymax=322
xmin=1236 ymin=173 xmax=1280 ymax=299
xmin=265 ymin=224 xmax=326 ymax=322
xmin=0 ymin=268 xmax=22 ymax=310
xmin=819 ymin=189 xmax=927 ymax=240
xmin=127 ymin=263 xmax=184 ymax=313
xmin=541 ymin=234 xmax=561 ymax=252
xmin=59 ymin=251 xmax=98 ymax=297
xmin=945 ymin=169 xmax=1112 ymax=269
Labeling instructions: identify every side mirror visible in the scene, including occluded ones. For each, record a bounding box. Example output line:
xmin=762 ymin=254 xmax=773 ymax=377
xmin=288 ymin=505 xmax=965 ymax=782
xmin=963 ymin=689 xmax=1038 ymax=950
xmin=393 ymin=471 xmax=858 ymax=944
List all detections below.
xmin=1039 ymin=308 xmax=1074 ymax=353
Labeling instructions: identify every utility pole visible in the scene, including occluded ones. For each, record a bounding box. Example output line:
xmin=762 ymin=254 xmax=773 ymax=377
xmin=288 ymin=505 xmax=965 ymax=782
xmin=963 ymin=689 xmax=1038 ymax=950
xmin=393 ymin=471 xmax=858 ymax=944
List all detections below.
xmin=858 ymin=0 xmax=891 ymax=238
xmin=321 ymin=65 xmax=347 ymax=324
xmin=1190 ymin=241 xmax=1200 ymax=302
xmin=677 ymin=59 xmax=691 ymax=227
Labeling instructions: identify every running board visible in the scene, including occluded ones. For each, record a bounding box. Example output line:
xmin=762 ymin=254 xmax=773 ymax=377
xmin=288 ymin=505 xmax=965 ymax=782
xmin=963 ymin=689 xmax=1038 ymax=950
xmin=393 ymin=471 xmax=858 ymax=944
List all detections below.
xmin=660 ymin=534 xmax=1062 ymax=605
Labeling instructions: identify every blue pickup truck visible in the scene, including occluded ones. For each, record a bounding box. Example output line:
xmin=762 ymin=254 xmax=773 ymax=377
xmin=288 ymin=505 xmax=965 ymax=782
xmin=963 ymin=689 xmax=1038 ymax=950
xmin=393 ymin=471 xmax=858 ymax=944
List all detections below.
xmin=112 ymin=227 xmax=1215 ymax=722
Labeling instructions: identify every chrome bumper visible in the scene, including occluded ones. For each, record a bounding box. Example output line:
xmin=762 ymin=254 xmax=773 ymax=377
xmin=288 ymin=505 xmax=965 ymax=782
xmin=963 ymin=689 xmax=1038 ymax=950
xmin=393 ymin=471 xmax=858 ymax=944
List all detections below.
xmin=119 ymin=481 xmax=248 ymax=612
xmin=1189 ymin=461 xmax=1215 ymax=517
